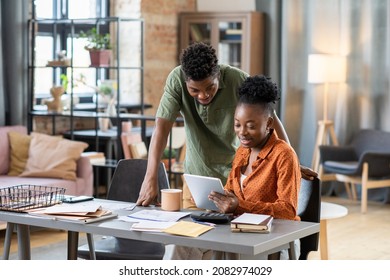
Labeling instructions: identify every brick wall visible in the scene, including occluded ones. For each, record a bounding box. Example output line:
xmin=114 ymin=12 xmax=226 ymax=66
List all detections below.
xmin=112 ymin=0 xmax=196 ymax=116
xmin=141 ymin=0 xmax=196 ymax=116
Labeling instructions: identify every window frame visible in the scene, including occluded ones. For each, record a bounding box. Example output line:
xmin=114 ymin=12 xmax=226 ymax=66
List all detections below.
xmin=31 ymin=0 xmax=110 ymax=97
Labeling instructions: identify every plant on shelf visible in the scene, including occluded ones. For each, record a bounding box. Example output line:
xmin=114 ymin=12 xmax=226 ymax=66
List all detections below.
xmin=79 ymin=27 xmax=112 ymax=67
xmin=75 ymin=73 xmax=117 ymax=116
xmin=60 ymin=74 xmax=69 ymax=93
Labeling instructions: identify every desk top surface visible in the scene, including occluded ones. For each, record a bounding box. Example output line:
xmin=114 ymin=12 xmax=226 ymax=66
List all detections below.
xmin=0 ymin=200 xmax=319 ymax=256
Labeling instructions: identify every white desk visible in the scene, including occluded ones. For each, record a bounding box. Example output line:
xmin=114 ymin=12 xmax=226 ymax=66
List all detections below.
xmin=320 ymin=202 xmax=348 ymax=260
xmin=1 ymin=201 xmax=319 ymax=260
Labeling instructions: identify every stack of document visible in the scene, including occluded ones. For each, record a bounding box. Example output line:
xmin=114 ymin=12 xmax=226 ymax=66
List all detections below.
xmin=127 ymin=209 xmax=190 ymax=232
xmin=230 ymin=213 xmax=273 ymax=233
xmin=127 ymin=210 xmax=213 ymax=237
xmin=28 ymin=203 xmax=117 ymax=223
xmin=127 ymin=209 xmax=191 ymax=222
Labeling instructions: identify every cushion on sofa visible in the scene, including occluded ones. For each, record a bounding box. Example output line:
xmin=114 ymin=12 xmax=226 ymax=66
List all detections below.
xmin=7 ymin=131 xmax=32 ymax=176
xmin=20 ymin=132 xmax=88 ymax=181
xmin=0 ymin=125 xmax=27 ymax=175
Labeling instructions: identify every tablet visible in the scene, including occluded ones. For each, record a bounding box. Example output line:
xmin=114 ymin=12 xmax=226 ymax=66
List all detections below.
xmin=183 ymin=173 xmax=225 ymax=211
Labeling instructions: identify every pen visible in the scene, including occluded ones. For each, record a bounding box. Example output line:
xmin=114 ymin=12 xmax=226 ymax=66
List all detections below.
xmin=192 ymin=220 xmax=216 ymax=227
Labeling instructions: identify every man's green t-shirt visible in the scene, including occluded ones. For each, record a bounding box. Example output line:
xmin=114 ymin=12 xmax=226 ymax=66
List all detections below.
xmin=156 ymin=64 xmax=248 ymax=184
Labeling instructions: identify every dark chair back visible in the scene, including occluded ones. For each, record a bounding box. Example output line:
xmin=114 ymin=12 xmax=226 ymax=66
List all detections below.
xmin=77 ymin=159 xmax=170 ymax=260
xmin=352 ymin=129 xmax=390 ymax=156
xmin=107 ymin=158 xmax=170 ymax=202
xmin=297 ymin=177 xmax=321 ymax=260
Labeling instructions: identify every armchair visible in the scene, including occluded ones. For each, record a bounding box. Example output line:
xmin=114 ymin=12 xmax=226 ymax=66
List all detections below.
xmin=319 ymin=129 xmax=390 ymax=213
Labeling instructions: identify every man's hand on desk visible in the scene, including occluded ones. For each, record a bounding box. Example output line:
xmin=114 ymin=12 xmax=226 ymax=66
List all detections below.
xmin=136 ymin=178 xmax=160 ymax=207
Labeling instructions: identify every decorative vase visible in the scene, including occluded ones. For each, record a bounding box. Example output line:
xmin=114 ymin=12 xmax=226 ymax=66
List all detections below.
xmin=105 ymin=98 xmax=117 ymax=116
xmin=44 ymin=86 xmax=64 ymax=113
xmin=61 ymin=94 xmax=80 ymax=111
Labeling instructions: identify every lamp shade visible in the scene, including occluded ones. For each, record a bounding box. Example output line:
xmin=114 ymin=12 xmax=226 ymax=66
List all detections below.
xmin=308 ymin=54 xmax=346 ymax=84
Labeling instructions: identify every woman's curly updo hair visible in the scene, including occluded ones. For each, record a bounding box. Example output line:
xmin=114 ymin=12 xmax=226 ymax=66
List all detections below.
xmin=237 ymin=75 xmax=280 ymax=114
xmin=180 ymin=42 xmax=219 ymax=81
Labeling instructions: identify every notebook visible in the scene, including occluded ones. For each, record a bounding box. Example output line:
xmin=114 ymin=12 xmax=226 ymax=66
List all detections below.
xmin=183 ymin=173 xmax=225 ymax=211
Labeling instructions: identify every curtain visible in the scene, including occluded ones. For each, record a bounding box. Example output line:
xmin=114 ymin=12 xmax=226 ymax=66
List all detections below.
xmin=0 ymin=0 xmax=28 ymax=126
xmin=280 ymin=0 xmax=390 ymax=202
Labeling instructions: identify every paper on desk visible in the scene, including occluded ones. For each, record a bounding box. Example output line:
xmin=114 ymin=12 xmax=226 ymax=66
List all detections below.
xmin=43 ymin=203 xmax=101 ymax=214
xmin=128 ymin=209 xmax=191 ymax=222
xmin=97 ymin=201 xmax=136 ymax=211
xmin=163 ymin=221 xmax=213 ymax=237
xmin=131 ymin=221 xmax=177 ymax=232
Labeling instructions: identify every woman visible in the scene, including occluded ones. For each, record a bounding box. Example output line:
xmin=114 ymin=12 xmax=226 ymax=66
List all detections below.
xmin=209 ymin=75 xmax=301 ymax=221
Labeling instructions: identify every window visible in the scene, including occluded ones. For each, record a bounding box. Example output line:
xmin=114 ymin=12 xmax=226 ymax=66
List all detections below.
xmin=32 ymin=0 xmax=110 ymax=99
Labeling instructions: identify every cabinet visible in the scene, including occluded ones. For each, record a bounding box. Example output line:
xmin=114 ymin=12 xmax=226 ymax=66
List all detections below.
xmin=27 ymin=17 xmax=146 ymax=160
xmin=179 ymin=12 xmax=265 ymax=75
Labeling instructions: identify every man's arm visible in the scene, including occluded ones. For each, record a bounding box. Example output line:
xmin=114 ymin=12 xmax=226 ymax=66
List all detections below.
xmin=136 ymin=117 xmax=174 ymax=206
xmin=272 ymin=110 xmax=318 ymax=180
xmin=272 ymin=110 xmax=290 ymax=144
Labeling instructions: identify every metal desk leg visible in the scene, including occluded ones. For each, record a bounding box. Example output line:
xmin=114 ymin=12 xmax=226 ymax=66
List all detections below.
xmin=17 ymin=224 xmax=31 ymax=260
xmin=288 ymin=241 xmax=297 ymax=260
xmin=86 ymin=233 xmax=96 ymax=260
xmin=67 ymin=231 xmax=79 ymax=260
xmin=2 ymin=223 xmax=15 ymax=260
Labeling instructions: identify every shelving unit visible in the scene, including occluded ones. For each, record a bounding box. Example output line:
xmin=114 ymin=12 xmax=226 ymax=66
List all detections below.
xmin=179 ymin=11 xmax=265 ymax=75
xmin=27 ymin=17 xmax=146 ymax=160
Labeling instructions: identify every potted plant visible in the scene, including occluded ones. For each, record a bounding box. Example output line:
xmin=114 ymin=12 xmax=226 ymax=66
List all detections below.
xmin=79 ymin=27 xmax=112 ymax=67
xmin=75 ymin=74 xmax=117 ymax=115
xmin=59 ymin=74 xmax=80 ymax=111
xmin=161 ymin=148 xmax=177 ymax=170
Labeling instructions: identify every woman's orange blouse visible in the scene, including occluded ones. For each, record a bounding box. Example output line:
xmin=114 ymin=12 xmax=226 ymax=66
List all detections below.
xmin=224 ymin=131 xmax=301 ymax=220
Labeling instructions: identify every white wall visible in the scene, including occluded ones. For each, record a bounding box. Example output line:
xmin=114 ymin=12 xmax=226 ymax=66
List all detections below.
xmin=196 ymin=0 xmax=255 ymax=12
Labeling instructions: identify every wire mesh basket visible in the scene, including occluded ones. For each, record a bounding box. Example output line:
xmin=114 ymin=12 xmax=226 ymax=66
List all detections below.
xmin=0 ymin=185 xmax=66 ymax=212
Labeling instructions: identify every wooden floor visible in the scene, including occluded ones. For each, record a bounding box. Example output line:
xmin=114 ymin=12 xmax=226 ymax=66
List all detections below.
xmin=1 ymin=195 xmax=390 ymax=260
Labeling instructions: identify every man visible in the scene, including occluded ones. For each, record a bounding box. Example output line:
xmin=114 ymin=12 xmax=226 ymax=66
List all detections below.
xmin=136 ymin=42 xmax=316 ymax=208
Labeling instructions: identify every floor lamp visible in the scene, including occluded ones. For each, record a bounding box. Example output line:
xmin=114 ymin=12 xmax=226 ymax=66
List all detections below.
xmin=308 ymin=54 xmax=347 ymax=173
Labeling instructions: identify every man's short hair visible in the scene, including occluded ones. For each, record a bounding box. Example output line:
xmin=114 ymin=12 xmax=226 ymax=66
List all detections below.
xmin=180 ymin=42 xmax=219 ymax=81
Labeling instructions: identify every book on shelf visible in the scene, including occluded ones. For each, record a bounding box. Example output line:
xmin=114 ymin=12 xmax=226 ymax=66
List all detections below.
xmin=225 ymin=29 xmax=243 ymax=35
xmin=81 ymin=151 xmax=106 ymax=164
xmin=230 ymin=213 xmax=273 ymax=233
xmin=190 ymin=24 xmax=203 ymax=41
xmin=223 ymin=29 xmax=242 ymax=41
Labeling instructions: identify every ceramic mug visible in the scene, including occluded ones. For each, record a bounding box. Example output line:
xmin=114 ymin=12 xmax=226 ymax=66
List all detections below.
xmin=161 ymin=189 xmax=182 ymax=211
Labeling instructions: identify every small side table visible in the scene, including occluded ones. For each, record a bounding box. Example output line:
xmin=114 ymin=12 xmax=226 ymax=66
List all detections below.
xmin=320 ymin=202 xmax=348 ymax=260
